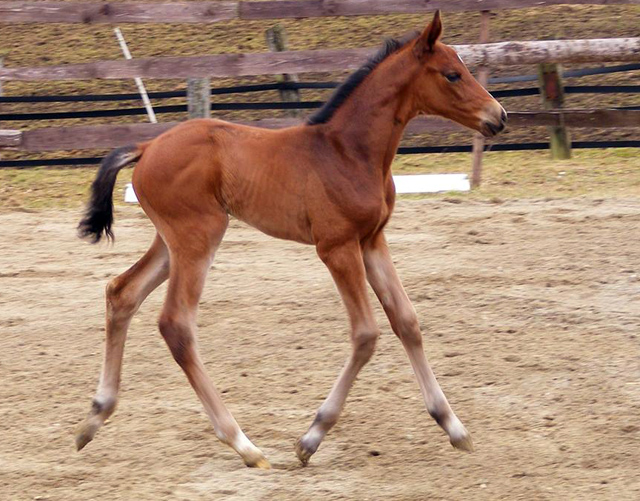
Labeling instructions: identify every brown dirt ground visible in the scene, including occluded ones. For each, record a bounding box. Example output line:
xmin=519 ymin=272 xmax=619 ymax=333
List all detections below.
xmin=1 ymin=197 xmax=639 ymax=500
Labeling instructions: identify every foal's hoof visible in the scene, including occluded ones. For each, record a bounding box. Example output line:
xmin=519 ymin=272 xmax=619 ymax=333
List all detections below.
xmin=295 ymin=438 xmax=315 ymax=466
xmin=450 ymin=432 xmax=474 ymax=453
xmin=75 ymin=420 xmax=101 ymax=451
xmin=251 ymin=457 xmax=272 ymax=470
xmin=244 ymin=455 xmax=271 ymax=469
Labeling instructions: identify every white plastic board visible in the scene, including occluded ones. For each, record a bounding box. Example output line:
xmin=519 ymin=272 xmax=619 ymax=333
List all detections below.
xmin=124 ymin=174 xmax=469 ymax=204
xmin=392 ymin=173 xmax=470 ymax=194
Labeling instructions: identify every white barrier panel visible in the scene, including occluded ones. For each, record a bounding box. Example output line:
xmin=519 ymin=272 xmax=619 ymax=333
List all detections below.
xmin=124 ymin=183 xmax=139 ymax=203
xmin=392 ymin=174 xmax=470 ymax=194
xmin=124 ymin=173 xmax=469 ymax=203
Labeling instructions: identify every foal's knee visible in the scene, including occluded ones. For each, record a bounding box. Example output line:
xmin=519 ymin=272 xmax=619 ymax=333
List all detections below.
xmin=352 ymin=327 xmax=379 ymax=363
xmin=106 ymin=277 xmax=138 ymax=321
xmin=394 ymin=308 xmax=422 ymax=347
xmin=158 ymin=314 xmax=194 ymax=367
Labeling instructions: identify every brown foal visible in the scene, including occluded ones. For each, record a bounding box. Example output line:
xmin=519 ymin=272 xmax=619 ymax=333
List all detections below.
xmin=76 ymin=11 xmax=506 ymax=469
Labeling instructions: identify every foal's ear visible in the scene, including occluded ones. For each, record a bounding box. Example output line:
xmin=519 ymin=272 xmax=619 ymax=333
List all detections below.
xmin=414 ymin=10 xmax=443 ymax=57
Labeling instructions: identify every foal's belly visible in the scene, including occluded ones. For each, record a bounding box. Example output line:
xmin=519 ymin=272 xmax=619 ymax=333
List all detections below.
xmin=219 ymin=169 xmax=314 ymax=245
xmin=233 ymin=206 xmax=315 ymax=245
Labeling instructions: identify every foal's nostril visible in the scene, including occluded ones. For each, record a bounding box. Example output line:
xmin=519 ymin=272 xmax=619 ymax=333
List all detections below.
xmin=500 ymin=109 xmax=508 ymax=123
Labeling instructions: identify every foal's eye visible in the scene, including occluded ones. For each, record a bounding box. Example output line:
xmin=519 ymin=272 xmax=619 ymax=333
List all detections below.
xmin=445 ymin=73 xmax=461 ymax=83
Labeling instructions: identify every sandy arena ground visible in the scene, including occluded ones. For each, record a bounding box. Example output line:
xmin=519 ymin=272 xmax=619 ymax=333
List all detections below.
xmin=1 ymin=198 xmax=639 ymax=500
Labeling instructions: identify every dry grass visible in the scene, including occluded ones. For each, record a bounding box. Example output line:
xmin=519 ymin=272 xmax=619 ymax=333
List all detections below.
xmin=1 ymin=149 xmax=638 ymax=211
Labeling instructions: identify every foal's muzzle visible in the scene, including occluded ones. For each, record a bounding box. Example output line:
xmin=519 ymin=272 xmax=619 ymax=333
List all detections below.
xmin=481 ymin=106 xmax=508 ymax=138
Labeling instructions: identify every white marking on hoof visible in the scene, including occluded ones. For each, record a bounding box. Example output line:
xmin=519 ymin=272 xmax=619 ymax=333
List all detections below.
xmin=450 ymin=433 xmax=474 ymax=452
xmin=233 ymin=433 xmax=270 ymax=469
xmin=295 ymin=428 xmax=322 ymax=466
xmin=448 ymin=420 xmax=474 ymax=452
xmin=295 ymin=438 xmax=313 ymax=466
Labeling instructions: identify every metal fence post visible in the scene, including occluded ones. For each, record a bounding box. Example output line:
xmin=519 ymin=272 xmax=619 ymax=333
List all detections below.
xmin=187 ymin=78 xmax=211 ymax=119
xmin=265 ymin=24 xmax=301 ymax=117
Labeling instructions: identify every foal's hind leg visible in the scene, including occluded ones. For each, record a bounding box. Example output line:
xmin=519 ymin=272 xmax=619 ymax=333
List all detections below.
xmin=296 ymin=240 xmax=380 ymax=465
xmin=157 ymin=214 xmax=269 ymax=469
xmin=76 ymin=234 xmax=169 ymax=450
xmin=363 ymin=232 xmax=473 ymax=451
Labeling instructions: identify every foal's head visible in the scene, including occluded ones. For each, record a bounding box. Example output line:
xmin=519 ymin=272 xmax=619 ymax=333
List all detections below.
xmin=409 ymin=11 xmax=507 ymax=137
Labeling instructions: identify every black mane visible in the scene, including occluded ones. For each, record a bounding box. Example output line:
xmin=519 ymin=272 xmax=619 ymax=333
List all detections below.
xmin=306 ymin=32 xmax=419 ymax=126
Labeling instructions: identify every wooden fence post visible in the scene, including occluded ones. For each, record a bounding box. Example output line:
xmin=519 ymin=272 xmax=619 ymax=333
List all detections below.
xmin=265 ymin=24 xmax=301 ymax=117
xmin=0 ymin=49 xmax=9 ymax=97
xmin=0 ymin=51 xmax=6 ymax=160
xmin=471 ymin=10 xmax=491 ymax=188
xmin=538 ymin=63 xmax=571 ymax=159
xmin=187 ymin=78 xmax=211 ymax=119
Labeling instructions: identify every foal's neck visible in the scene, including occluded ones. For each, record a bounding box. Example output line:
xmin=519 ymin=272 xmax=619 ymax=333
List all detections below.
xmin=326 ymin=49 xmax=419 ymax=176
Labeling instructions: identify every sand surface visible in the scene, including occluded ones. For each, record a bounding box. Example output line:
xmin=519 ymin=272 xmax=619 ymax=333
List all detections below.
xmin=1 ymin=198 xmax=638 ymax=500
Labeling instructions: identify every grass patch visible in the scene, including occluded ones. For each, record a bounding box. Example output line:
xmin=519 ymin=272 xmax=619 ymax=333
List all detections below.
xmin=393 ymin=149 xmax=640 ymax=200
xmin=1 ymin=149 xmax=638 ymax=211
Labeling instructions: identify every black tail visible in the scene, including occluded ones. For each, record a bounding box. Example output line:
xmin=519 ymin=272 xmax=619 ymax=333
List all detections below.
xmin=78 ymin=145 xmax=143 ymax=243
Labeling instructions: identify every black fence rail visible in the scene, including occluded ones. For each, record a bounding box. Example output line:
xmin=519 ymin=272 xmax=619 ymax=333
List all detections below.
xmin=2 ymin=140 xmax=639 ymax=168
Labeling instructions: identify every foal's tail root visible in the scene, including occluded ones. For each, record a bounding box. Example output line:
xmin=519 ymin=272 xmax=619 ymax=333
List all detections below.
xmin=77 ymin=144 xmax=145 ymax=243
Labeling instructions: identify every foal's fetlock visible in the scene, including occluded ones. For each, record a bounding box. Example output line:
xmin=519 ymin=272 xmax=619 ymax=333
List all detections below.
xmin=428 ymin=406 xmax=474 ymax=452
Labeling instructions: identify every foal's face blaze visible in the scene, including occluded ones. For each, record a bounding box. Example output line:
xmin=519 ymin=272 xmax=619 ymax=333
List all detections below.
xmin=412 ymin=12 xmax=507 ymax=137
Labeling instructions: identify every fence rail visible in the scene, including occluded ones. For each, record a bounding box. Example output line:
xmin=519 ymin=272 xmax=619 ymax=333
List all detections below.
xmin=3 ymin=140 xmax=640 ymax=168
xmin=1 ymin=82 xmax=639 ymax=105
xmin=2 ymin=0 xmax=639 ymax=24
xmin=2 ymin=109 xmax=638 ymax=152
xmin=1 ymin=38 xmax=639 ymax=81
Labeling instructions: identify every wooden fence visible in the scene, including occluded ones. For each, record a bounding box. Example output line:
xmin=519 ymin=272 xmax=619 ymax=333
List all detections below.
xmin=2 ymin=0 xmax=639 ymax=24
xmin=2 ymin=0 xmax=639 ymax=181
xmin=2 ymin=38 xmax=639 ymax=81
xmin=2 ymin=110 xmax=638 ymax=152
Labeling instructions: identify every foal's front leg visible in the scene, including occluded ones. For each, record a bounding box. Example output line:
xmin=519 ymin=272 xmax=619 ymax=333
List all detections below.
xmin=296 ymin=240 xmax=380 ymax=465
xmin=363 ymin=232 xmax=473 ymax=451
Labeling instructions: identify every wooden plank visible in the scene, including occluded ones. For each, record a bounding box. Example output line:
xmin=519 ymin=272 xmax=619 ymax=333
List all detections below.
xmin=19 ymin=122 xmax=178 ymax=151
xmin=0 ymin=130 xmax=22 ymax=148
xmin=0 ymin=48 xmax=372 ymax=81
xmin=5 ymin=110 xmax=638 ymax=152
xmin=509 ymin=109 xmax=640 ymax=128
xmin=2 ymin=38 xmax=639 ymax=82
xmin=0 ymin=2 xmax=238 ymax=24
xmin=470 ymin=38 xmax=640 ymax=66
xmin=2 ymin=1 xmax=639 ymax=24
xmin=240 ymin=0 xmax=640 ymax=19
